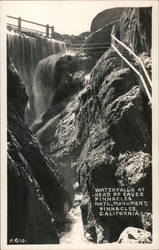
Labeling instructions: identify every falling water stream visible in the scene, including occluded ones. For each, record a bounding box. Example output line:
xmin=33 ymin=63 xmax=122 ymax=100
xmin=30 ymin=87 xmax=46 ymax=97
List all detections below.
xmin=7 ymin=30 xmax=66 ymax=125
xmin=32 ymin=54 xmax=62 ymax=119
xmin=60 ymin=194 xmax=92 ymax=244
xmin=7 ymin=30 xmax=66 ymax=87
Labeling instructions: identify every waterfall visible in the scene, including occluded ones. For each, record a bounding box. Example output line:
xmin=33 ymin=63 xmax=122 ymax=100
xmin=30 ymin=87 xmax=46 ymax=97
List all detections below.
xmin=32 ymin=54 xmax=61 ymax=119
xmin=7 ymin=31 xmax=36 ymax=92
xmin=84 ymin=73 xmax=91 ymax=86
xmin=60 ymin=193 xmax=93 ymax=244
xmin=7 ymin=30 xmax=67 ymax=124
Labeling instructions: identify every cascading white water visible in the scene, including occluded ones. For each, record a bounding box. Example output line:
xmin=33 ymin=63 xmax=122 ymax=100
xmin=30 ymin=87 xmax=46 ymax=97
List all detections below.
xmin=7 ymin=31 xmax=37 ymax=92
xmin=7 ymin=30 xmax=67 ymax=125
xmin=7 ymin=31 xmax=66 ymax=85
xmin=32 ymin=54 xmax=62 ymax=119
xmin=84 ymin=73 xmax=91 ymax=86
xmin=60 ymin=194 xmax=93 ymax=244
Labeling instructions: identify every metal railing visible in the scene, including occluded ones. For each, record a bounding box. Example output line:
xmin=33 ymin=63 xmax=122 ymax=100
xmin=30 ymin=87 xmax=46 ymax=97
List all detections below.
xmin=111 ymin=26 xmax=152 ymax=104
xmin=7 ymin=15 xmax=111 ymax=54
xmin=72 ymin=19 xmax=120 ymax=56
xmin=7 ymin=15 xmax=54 ymax=38
xmin=72 ymin=42 xmax=110 ymax=56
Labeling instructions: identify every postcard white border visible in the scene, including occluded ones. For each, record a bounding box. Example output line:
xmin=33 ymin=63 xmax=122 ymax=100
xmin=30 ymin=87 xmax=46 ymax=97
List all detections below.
xmin=1 ymin=1 xmax=159 ymax=250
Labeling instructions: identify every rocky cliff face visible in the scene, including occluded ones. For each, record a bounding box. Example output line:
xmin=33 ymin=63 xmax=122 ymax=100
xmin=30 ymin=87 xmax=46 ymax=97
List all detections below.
xmin=120 ymin=8 xmax=152 ymax=55
xmin=84 ymin=7 xmax=151 ymax=60
xmin=90 ymin=8 xmax=124 ymax=32
xmin=77 ymin=48 xmax=151 ymax=242
xmin=7 ymin=57 xmax=71 ymax=244
xmin=83 ymin=8 xmax=123 ymax=58
xmin=77 ymin=8 xmax=152 ymax=243
xmin=84 ymin=21 xmax=120 ymax=59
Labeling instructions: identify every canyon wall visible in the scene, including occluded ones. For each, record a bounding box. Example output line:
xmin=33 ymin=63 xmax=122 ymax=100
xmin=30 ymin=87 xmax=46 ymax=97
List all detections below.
xmin=33 ymin=7 xmax=152 ymax=243
xmin=120 ymin=8 xmax=152 ymax=55
xmin=78 ymin=7 xmax=152 ymax=243
xmin=7 ymin=57 xmax=71 ymax=244
xmin=77 ymin=49 xmax=152 ymax=242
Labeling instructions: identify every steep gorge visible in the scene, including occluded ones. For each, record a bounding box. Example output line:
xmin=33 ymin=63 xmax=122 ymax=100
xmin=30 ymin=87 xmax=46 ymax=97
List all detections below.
xmin=7 ymin=57 xmax=72 ymax=244
xmin=7 ymin=7 xmax=152 ymax=245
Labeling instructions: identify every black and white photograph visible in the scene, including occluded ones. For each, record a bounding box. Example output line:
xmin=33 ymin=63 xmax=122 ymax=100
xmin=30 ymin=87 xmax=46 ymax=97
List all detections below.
xmin=0 ymin=0 xmax=159 ymax=249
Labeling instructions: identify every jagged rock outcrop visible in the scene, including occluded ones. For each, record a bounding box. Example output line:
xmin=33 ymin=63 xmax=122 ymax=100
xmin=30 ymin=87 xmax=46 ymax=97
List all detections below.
xmin=82 ymin=8 xmax=124 ymax=59
xmin=8 ymin=131 xmax=59 ymax=244
xmin=90 ymin=8 xmax=124 ymax=32
xmin=77 ymin=47 xmax=151 ymax=242
xmin=32 ymin=54 xmax=75 ymax=119
xmin=120 ymin=7 xmax=152 ymax=55
xmin=75 ymin=7 xmax=152 ymax=243
xmin=7 ymin=57 xmax=71 ymax=244
xmin=83 ymin=21 xmax=120 ymax=59
xmin=84 ymin=7 xmax=151 ymax=60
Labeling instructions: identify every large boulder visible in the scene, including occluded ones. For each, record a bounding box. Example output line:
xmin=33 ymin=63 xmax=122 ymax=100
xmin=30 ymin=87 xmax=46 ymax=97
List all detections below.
xmin=31 ymin=54 xmax=75 ymax=120
xmin=83 ymin=22 xmax=120 ymax=59
xmin=30 ymin=54 xmax=93 ymax=122
xmin=90 ymin=8 xmax=124 ymax=32
xmin=117 ymin=227 xmax=152 ymax=243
